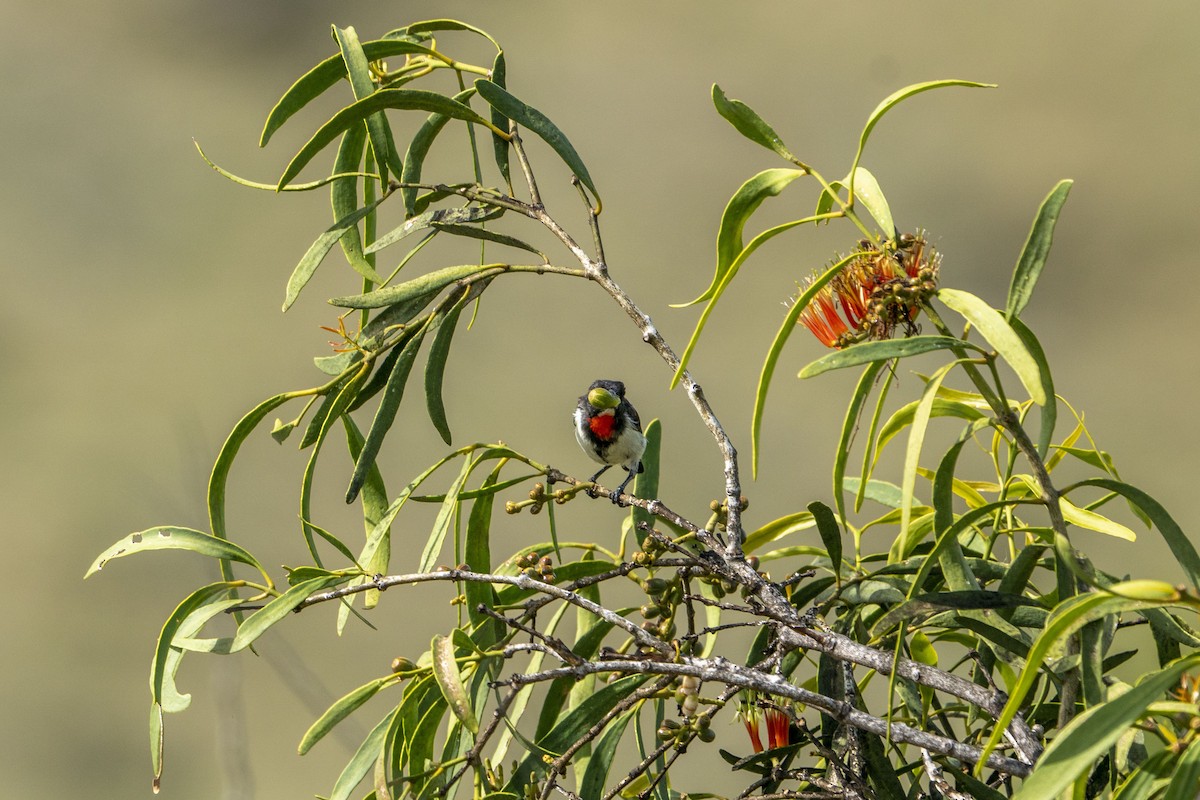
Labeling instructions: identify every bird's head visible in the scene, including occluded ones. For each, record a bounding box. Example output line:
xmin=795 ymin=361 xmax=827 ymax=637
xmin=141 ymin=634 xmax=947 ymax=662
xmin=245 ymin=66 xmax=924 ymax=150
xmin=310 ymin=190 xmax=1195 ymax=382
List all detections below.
xmin=586 ymin=379 xmax=625 ymax=411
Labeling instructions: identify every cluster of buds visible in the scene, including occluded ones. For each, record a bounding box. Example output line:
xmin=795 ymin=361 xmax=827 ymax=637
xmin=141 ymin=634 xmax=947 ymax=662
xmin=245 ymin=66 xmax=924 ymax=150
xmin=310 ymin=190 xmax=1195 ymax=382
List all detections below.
xmin=707 ymin=495 xmax=750 ymax=536
xmin=635 ymin=573 xmax=680 ymax=639
xmin=657 ymin=713 xmax=716 ymax=745
xmin=505 ymin=482 xmax=576 ymax=516
xmin=676 ymin=674 xmax=702 ymax=717
xmin=795 ymin=232 xmax=940 ymax=349
xmin=514 ymin=550 xmax=556 ymax=583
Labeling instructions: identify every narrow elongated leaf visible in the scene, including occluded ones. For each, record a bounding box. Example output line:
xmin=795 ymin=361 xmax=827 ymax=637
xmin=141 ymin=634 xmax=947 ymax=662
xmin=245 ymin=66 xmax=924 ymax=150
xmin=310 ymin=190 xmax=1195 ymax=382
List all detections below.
xmin=300 ymin=676 xmax=392 ymax=754
xmin=1008 ymin=654 xmax=1200 ymax=800
xmin=1070 ymin=477 xmax=1200 ymax=591
xmin=1009 ymin=317 xmax=1056 ymax=458
xmin=278 ymin=89 xmax=502 ymax=190
xmin=847 ymin=167 xmax=895 ymax=240
xmin=873 ymin=398 xmax=985 ymax=464
xmin=86 ymin=527 xmax=267 ymax=582
xmin=743 ymin=512 xmax=815 ymax=554
xmin=801 ymin=335 xmax=973 ymax=379
xmin=328 ymin=707 xmax=399 ymax=800
xmin=331 ymin=264 xmax=492 ymax=309
xmin=677 ymin=169 xmax=805 ymax=309
xmin=579 ymin=708 xmax=638 ymax=800
xmin=895 ymin=364 xmax=957 ymax=562
xmin=260 ymin=39 xmax=441 ymax=146
xmin=1162 ymin=722 xmax=1200 ymax=800
xmin=464 ymin=464 xmax=504 ymax=645
xmin=399 ymin=18 xmax=502 ymax=50
xmin=330 ymin=121 xmax=376 ymax=280
xmin=366 ymin=206 xmax=501 ymax=255
xmin=432 ymin=634 xmax=478 ymax=734
xmin=936 ymin=288 xmax=1046 ymax=404
xmin=418 ymin=455 xmax=474 ymax=573
xmin=334 ymin=26 xmax=393 ymax=186
xmin=231 ymin=575 xmax=349 ymax=652
xmin=151 ymin=583 xmax=239 ymax=706
xmin=849 ymin=80 xmax=995 ymax=191
xmin=489 ymin=51 xmax=512 ymax=190
xmin=1007 ymin=180 xmax=1073 ymax=319
xmin=285 ymin=199 xmax=386 ymax=311
xmin=711 ymin=84 xmax=797 ymax=161
xmin=346 ymin=329 xmax=427 ymax=503
xmin=808 ymin=501 xmax=842 ymax=577
xmin=506 ymin=675 xmax=648 ymax=793
xmin=401 ymin=87 xmax=477 ymax=215
xmin=424 ymin=291 xmax=469 ymax=445
xmin=1059 ymin=496 xmax=1136 ymax=541
xmin=751 ymin=254 xmax=856 ymax=474
xmin=432 ymin=222 xmax=544 ymax=259
xmin=474 ymin=79 xmax=599 ymax=205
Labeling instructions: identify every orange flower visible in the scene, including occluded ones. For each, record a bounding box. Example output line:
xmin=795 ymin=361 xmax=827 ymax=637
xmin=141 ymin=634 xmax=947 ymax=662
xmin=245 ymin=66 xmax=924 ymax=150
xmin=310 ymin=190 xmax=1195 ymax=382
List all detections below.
xmin=765 ymin=706 xmax=790 ymax=749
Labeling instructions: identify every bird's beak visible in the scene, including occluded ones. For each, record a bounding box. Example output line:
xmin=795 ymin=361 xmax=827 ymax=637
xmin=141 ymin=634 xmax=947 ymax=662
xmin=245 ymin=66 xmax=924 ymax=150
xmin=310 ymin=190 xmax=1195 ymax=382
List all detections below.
xmin=587 ymin=387 xmax=620 ymax=409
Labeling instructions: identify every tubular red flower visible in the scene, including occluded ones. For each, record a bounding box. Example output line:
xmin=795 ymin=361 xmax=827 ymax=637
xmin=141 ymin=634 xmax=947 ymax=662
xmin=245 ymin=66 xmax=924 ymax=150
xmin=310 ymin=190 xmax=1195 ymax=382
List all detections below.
xmin=765 ymin=707 xmax=790 ymax=749
xmin=798 ymin=286 xmax=850 ymax=348
xmin=744 ymin=718 xmax=765 ymax=753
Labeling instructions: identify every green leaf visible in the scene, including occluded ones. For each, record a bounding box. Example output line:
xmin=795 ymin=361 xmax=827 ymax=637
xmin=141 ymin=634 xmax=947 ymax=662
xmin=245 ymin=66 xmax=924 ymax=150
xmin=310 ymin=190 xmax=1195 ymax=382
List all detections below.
xmin=809 ymin=501 xmax=842 ymax=578
xmin=506 ymin=675 xmax=649 ymax=793
xmin=936 ymin=288 xmax=1046 ymax=404
xmin=278 ymin=89 xmax=502 ymax=190
xmin=330 ymin=264 xmax=492 ymax=309
xmin=1008 ymin=654 xmax=1200 ymax=800
xmin=1162 ymin=721 xmax=1200 ymax=800
xmin=488 ymin=51 xmax=512 ymax=191
xmin=419 ymin=455 xmax=474 ymax=573
xmin=630 ymin=419 xmax=662 ymax=544
xmin=401 ymin=87 xmax=477 ymax=215
xmin=284 ymin=198 xmax=386 ymax=311
xmin=424 ymin=290 xmax=470 ymax=445
xmin=1058 ymin=495 xmax=1136 ymax=541
xmin=334 ymin=26 xmax=394 ymax=186
xmin=743 ymin=512 xmax=816 ymax=554
xmin=711 ymin=85 xmax=797 ymax=162
xmin=399 ymin=18 xmax=502 ymax=50
xmin=299 ymin=676 xmax=392 ymax=755
xmin=346 ymin=328 xmax=427 ymax=503
xmin=150 ymin=583 xmax=239 ymax=706
xmin=833 ymin=362 xmax=886 ymax=525
xmin=260 ymin=39 xmax=442 ymax=146
xmin=327 ymin=707 xmax=398 ymax=800
xmin=579 ymin=708 xmax=637 ymax=800
xmin=1006 ymin=180 xmax=1073 ymax=320
xmin=300 ymin=369 xmax=368 ymax=563
xmin=86 ymin=527 xmax=268 ymax=583
xmin=230 ymin=575 xmax=349 ymax=652
xmin=849 ymin=80 xmax=996 ymax=194
xmin=432 ymin=634 xmax=478 ymax=734
xmin=464 ymin=464 xmax=504 ymax=645
xmin=366 ymin=205 xmax=501 ymax=256
xmin=330 ymin=121 xmax=375 ymax=280
xmin=1009 ymin=317 xmax=1056 ymax=458
xmin=677 ymin=169 xmax=805 ymax=309
xmin=432 ymin=222 xmax=545 ymax=260
xmin=847 ymin=167 xmax=895 ymax=240
xmin=873 ymin=398 xmax=985 ymax=464
xmin=800 ymin=335 xmax=974 ymax=379
xmin=474 ymin=79 xmax=599 ymax=207
xmin=1069 ymin=477 xmax=1200 ymax=591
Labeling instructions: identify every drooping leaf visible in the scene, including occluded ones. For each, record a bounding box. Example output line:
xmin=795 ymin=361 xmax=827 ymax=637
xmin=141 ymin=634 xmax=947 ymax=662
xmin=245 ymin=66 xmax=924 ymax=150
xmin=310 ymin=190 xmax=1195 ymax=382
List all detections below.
xmin=230 ymin=575 xmax=350 ymax=652
xmin=809 ymin=501 xmax=842 ymax=578
xmin=330 ymin=264 xmax=494 ymax=309
xmin=1009 ymin=317 xmax=1056 ymax=458
xmin=1007 ymin=179 xmax=1073 ymax=320
xmin=285 ymin=198 xmax=387 ymax=311
xmin=711 ymin=84 xmax=797 ymax=162
xmin=579 ymin=708 xmax=637 ymax=800
xmin=260 ymin=39 xmax=442 ymax=146
xmin=432 ymin=634 xmax=478 ymax=734
xmin=366 ymin=206 xmax=501 ymax=256
xmin=936 ymin=288 xmax=1046 ymax=404
xmin=150 ymin=583 xmax=240 ymax=707
xmin=800 ymin=336 xmax=976 ymax=380
xmin=278 ymin=89 xmax=503 ymax=190
xmin=329 ymin=121 xmax=377 ymax=280
xmin=424 ymin=290 xmax=471 ymax=445
xmin=346 ymin=328 xmax=427 ymax=503
xmin=333 ymin=26 xmax=393 ymax=186
xmin=299 ymin=676 xmax=393 ymax=755
xmin=1058 ymin=495 xmax=1136 ymax=542
xmin=848 ymin=167 xmax=897 ymax=240
xmin=327 ymin=707 xmax=399 ymax=800
xmin=419 ymin=455 xmax=474 ymax=573
xmin=474 ymin=79 xmax=599 ymax=205
xmin=676 ymin=168 xmax=806 ymax=309
xmin=743 ymin=512 xmax=816 ymax=554
xmin=400 ymin=87 xmax=477 ymax=215
xmin=488 ymin=51 xmax=512 ymax=190
xmin=86 ymin=527 xmax=268 ymax=583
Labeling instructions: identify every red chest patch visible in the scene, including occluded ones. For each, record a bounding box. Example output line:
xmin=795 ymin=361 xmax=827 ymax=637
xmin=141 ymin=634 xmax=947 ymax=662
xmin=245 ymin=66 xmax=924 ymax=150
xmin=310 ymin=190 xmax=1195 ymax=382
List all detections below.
xmin=589 ymin=412 xmax=617 ymax=441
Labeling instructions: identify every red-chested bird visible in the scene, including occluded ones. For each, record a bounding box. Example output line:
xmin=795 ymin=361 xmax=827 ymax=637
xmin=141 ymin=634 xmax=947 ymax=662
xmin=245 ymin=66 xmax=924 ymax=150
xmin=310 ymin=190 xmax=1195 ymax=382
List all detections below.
xmin=573 ymin=379 xmax=647 ymax=502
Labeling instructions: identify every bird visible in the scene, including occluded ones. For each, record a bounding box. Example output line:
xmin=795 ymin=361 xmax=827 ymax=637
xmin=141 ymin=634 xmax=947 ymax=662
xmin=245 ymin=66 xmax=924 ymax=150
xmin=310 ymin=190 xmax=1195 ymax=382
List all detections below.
xmin=574 ymin=379 xmax=647 ymax=502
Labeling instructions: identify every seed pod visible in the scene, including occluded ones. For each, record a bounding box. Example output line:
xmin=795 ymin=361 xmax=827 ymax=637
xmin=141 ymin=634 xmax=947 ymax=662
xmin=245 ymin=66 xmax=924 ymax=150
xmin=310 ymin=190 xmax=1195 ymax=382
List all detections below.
xmin=390 ymin=656 xmax=416 ymax=674
xmin=697 ymin=727 xmax=716 ymax=743
xmin=643 ymin=578 xmax=670 ymax=596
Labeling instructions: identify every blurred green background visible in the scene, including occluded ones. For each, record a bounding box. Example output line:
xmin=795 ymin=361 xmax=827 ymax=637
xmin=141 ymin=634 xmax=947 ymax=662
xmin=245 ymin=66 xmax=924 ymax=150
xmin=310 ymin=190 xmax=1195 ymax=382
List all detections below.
xmin=4 ymin=2 xmax=1198 ymax=797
